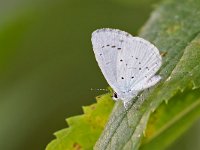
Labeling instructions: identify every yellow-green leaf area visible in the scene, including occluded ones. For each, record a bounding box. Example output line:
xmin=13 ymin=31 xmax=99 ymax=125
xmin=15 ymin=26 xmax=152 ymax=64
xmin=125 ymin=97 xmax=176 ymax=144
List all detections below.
xmin=46 ymin=94 xmax=114 ymax=150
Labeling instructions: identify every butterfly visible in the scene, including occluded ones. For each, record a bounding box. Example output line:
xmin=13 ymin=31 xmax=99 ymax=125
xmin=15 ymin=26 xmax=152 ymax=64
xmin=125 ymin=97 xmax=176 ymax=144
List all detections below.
xmin=91 ymin=28 xmax=162 ymax=108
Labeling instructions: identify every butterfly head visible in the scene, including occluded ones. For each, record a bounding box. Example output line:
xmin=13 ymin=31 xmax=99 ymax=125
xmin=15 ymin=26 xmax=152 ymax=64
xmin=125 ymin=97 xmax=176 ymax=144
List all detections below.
xmin=112 ymin=92 xmax=119 ymax=101
xmin=112 ymin=90 xmax=138 ymax=102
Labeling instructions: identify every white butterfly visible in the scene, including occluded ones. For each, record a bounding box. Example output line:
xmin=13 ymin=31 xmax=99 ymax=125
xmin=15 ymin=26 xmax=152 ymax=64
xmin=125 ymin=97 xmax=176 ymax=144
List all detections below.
xmin=91 ymin=28 xmax=162 ymax=108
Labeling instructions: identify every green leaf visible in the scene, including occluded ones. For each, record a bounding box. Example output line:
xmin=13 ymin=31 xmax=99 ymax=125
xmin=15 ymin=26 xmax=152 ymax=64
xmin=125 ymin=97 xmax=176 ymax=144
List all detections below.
xmin=45 ymin=94 xmax=114 ymax=150
xmin=141 ymin=89 xmax=200 ymax=150
xmin=94 ymin=0 xmax=200 ymax=149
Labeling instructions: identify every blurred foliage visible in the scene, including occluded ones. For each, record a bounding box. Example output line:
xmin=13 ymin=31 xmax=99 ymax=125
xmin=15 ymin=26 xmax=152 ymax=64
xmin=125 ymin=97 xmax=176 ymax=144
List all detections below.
xmin=0 ymin=0 xmax=160 ymax=150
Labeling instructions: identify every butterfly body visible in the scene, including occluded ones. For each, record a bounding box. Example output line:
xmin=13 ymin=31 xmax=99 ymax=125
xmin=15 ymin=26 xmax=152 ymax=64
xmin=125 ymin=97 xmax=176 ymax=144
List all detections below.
xmin=91 ymin=28 xmax=162 ymax=108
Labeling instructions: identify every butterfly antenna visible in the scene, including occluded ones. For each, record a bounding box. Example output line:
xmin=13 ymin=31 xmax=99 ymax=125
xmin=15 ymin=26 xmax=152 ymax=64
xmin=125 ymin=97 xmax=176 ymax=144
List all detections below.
xmin=90 ymin=88 xmax=109 ymax=91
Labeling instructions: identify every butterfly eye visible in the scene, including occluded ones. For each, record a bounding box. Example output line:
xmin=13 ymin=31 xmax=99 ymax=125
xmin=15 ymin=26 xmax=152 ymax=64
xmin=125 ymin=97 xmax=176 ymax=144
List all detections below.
xmin=112 ymin=92 xmax=119 ymax=101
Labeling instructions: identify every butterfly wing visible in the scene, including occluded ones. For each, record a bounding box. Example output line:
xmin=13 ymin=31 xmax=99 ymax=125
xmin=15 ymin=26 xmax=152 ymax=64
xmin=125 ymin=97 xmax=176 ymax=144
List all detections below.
xmin=115 ymin=35 xmax=162 ymax=93
xmin=91 ymin=28 xmax=130 ymax=93
xmin=91 ymin=28 xmax=162 ymax=97
xmin=133 ymin=75 xmax=161 ymax=91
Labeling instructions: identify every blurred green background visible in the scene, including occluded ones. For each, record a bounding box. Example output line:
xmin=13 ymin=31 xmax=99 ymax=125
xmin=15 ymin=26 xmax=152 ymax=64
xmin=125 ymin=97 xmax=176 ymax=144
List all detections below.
xmin=0 ymin=0 xmax=200 ymax=150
